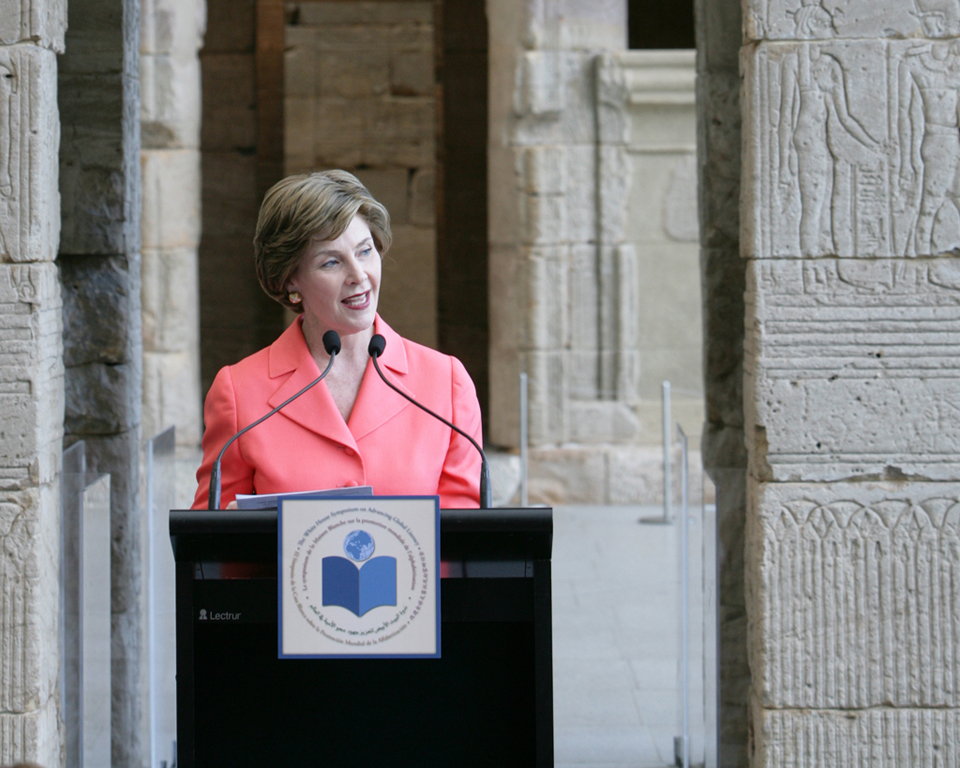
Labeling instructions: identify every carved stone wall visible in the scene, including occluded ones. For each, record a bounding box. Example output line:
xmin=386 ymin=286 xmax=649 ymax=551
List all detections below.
xmin=58 ymin=0 xmax=145 ymax=763
xmin=742 ymin=1 xmax=960 ymax=764
xmin=0 ymin=1 xmax=65 ymax=764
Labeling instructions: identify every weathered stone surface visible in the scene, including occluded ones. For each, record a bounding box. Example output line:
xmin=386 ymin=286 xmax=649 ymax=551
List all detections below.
xmin=60 ymin=254 xmax=134 ymax=366
xmin=0 ymin=264 xmax=63 ymax=491
xmin=354 ymin=167 xmax=410 ymax=226
xmin=696 ymin=71 xmax=740 ymax=250
xmin=0 ymin=0 xmax=67 ymax=52
xmin=748 ymin=481 xmax=960 ymax=709
xmin=528 ymin=445 xmax=607 ymax=505
xmin=408 ymin=167 xmax=434 ymax=226
xmin=743 ymin=39 xmax=960 ymax=260
xmin=142 ymin=349 xmax=200 ymax=445
xmin=746 ymin=257 xmax=960 ymax=482
xmin=0 ymin=48 xmax=60 ymax=264
xmin=752 ymin=702 xmax=960 ymax=767
xmin=140 ymin=53 xmax=201 ymax=149
xmin=297 ymin=0 xmax=431 ymax=26
xmin=141 ymin=149 xmax=201 ymax=250
xmin=65 ymin=362 xmax=140 ymax=434
xmin=141 ymin=246 xmax=199 ymax=353
xmin=200 ymin=53 xmax=256 ymax=150
xmin=745 ymin=0 xmax=954 ymax=43
xmin=390 ymin=49 xmax=433 ymax=97
xmin=378 ymin=224 xmax=436 ymax=348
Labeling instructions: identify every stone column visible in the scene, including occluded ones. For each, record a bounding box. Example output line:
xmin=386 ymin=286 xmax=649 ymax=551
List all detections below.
xmin=0 ymin=3 xmax=66 ymax=762
xmin=742 ymin=2 xmax=960 ymax=763
xmin=141 ymin=0 xmax=204 ymax=448
xmin=58 ymin=0 xmax=145 ymax=763
xmin=695 ymin=0 xmax=748 ymax=764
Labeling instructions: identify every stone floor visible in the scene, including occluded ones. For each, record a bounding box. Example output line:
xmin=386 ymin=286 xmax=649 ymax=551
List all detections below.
xmin=552 ymin=505 xmax=712 ymax=768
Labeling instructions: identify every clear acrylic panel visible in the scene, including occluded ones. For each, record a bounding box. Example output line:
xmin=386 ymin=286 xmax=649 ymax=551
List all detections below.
xmin=145 ymin=426 xmax=178 ymax=768
xmin=552 ymin=424 xmax=718 ymax=768
xmin=61 ymin=440 xmax=112 ymax=768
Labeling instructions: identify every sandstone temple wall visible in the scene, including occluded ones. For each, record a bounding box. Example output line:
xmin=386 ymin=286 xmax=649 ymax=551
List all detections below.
xmin=741 ymin=0 xmax=960 ymax=764
xmin=0 ymin=0 xmax=66 ymax=764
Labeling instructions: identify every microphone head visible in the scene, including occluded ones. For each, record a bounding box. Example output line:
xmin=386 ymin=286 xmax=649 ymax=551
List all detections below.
xmin=322 ymin=330 xmax=342 ymax=355
xmin=368 ymin=334 xmax=386 ymax=358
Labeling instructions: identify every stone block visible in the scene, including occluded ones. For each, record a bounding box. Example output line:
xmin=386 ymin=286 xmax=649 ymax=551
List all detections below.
xmin=528 ymin=445 xmax=606 ymax=504
xmin=664 ymin=154 xmax=699 ymax=242
xmin=521 ymin=146 xmax=566 ymax=196
xmin=0 ymin=263 xmax=63 ymax=490
xmin=202 ymin=0 xmax=254 ymax=54
xmin=389 ymin=20 xmax=432 ymax=51
xmin=390 ymin=49 xmax=433 ymax=97
xmin=141 ymin=0 xmax=206 ymax=56
xmin=379 ymin=224 xmax=436 ymax=348
xmin=297 ymin=1 xmax=432 ymax=26
xmin=743 ymin=39 xmax=960 ymax=260
xmin=752 ymin=702 xmax=960 ymax=767
xmin=694 ymin=0 xmax=741 ymax=74
xmin=200 ymin=152 xmax=258 ymax=238
xmin=0 ymin=485 xmax=61 ymax=717
xmin=515 ymin=51 xmax=565 ymax=118
xmin=141 ymin=149 xmax=201 ymax=250
xmin=487 ymin=144 xmax=522 ymax=248
xmin=284 ymin=98 xmax=315 ymax=168
xmin=141 ymin=246 xmax=199 ymax=353
xmin=409 ymin=168 xmax=434 ymax=226
xmin=595 ymin=53 xmax=628 ymax=146
xmin=567 ymin=401 xmax=640 ymax=444
xmin=745 ymin=0 xmax=944 ymax=42
xmin=568 ymin=244 xmax=599 ymax=400
xmin=65 ymin=361 xmax=139 ymax=434
xmin=519 ymin=192 xmax=567 ymax=246
xmin=142 ymin=349 xmax=201 ymax=446
xmin=521 ymin=247 xmax=568 ymax=351
xmin=0 ymin=696 xmax=61 ymax=766
xmin=0 ymin=0 xmax=67 ymax=51
xmin=317 ymin=48 xmax=390 ymax=100
xmin=598 ymin=146 xmax=630 ymax=244
xmin=746 ymin=257 xmax=960 ymax=482
xmin=701 ymin=245 xmax=744 ymax=428
xmin=140 ymin=53 xmax=202 ymax=149
xmin=748 ymin=480 xmax=960 ymax=709
xmin=312 ymin=97 xmax=366 ymax=159
xmin=523 ymin=350 xmax=566 ymax=445
xmin=354 ymin=167 xmax=410 ymax=226
xmin=200 ymin=53 xmax=256 ymax=150
xmin=59 ymin=254 xmax=134 ymax=366
xmin=556 ymin=0 xmax=627 ymax=51
xmin=0 ymin=48 xmax=59 ymax=263
xmin=284 ymin=25 xmax=316 ymax=98
xmin=564 ymin=145 xmax=595 ymax=244
xmin=696 ymin=71 xmax=740 ymax=251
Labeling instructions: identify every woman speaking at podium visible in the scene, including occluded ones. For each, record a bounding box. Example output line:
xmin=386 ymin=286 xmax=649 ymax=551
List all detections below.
xmin=191 ymin=170 xmax=482 ymax=510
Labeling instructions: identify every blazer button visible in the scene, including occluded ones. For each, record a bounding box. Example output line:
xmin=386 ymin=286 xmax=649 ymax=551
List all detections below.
xmin=344 ymin=480 xmax=359 ymax=488
xmin=344 ymin=447 xmax=356 ymax=457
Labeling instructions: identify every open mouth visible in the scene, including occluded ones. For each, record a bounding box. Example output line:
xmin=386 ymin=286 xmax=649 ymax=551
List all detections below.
xmin=342 ymin=291 xmax=370 ymax=310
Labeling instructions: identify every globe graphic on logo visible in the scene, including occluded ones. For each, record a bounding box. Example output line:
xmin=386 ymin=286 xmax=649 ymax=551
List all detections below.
xmin=343 ymin=530 xmax=375 ymax=562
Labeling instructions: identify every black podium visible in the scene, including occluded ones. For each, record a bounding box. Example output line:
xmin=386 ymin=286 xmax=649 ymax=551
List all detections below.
xmin=170 ymin=507 xmax=553 ymax=767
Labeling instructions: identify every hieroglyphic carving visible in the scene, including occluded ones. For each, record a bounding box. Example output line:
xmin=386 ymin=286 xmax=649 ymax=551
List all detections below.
xmin=0 ymin=47 xmax=58 ymax=264
xmin=746 ymin=258 xmax=960 ymax=481
xmin=746 ymin=0 xmax=954 ymax=41
xmin=753 ymin=705 xmax=960 ymax=767
xmin=751 ymin=483 xmax=960 ymax=708
xmin=746 ymin=38 xmax=960 ymax=258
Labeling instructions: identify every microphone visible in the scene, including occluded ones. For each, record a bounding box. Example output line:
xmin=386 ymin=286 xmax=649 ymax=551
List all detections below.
xmin=208 ymin=330 xmax=341 ymax=510
xmin=367 ymin=334 xmax=492 ymax=509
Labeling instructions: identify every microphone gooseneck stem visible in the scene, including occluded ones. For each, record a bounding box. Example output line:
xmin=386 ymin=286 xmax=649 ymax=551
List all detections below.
xmin=370 ymin=353 xmax=492 ymax=509
xmin=209 ymin=337 xmax=339 ymax=510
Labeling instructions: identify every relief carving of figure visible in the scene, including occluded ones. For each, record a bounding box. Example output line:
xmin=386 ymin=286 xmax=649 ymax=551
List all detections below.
xmin=898 ymin=33 xmax=960 ymax=254
xmin=0 ymin=56 xmax=16 ymax=196
xmin=779 ymin=37 xmax=882 ymax=255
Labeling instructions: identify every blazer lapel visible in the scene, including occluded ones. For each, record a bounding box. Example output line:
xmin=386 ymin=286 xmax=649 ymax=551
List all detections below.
xmin=348 ymin=316 xmax=413 ymax=441
xmin=266 ymin=317 xmax=357 ymax=450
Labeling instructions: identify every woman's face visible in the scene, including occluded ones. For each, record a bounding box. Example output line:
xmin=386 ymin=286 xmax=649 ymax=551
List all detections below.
xmin=287 ymin=214 xmax=381 ymax=342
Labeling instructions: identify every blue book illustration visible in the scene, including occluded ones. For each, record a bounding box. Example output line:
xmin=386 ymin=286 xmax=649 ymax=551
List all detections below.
xmin=322 ymin=556 xmax=397 ymax=616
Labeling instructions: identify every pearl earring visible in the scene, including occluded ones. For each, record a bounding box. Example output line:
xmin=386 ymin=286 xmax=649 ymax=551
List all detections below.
xmin=288 ymin=291 xmax=302 ymax=304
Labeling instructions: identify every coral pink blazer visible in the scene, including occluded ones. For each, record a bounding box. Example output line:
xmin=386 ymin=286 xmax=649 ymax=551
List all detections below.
xmin=192 ymin=315 xmax=482 ymax=510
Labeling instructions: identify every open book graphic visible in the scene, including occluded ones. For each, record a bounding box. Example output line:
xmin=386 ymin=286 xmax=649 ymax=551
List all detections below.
xmin=322 ymin=556 xmax=397 ymax=617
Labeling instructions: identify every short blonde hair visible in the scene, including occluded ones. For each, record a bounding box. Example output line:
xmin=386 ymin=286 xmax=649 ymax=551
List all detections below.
xmin=254 ymin=170 xmax=392 ymax=312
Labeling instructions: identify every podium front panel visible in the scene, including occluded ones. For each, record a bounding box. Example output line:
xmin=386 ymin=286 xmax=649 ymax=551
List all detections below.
xmin=171 ymin=508 xmax=553 ymax=767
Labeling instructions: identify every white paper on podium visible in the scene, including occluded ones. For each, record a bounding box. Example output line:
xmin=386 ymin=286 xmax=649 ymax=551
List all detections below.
xmin=278 ymin=496 xmax=440 ymax=658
